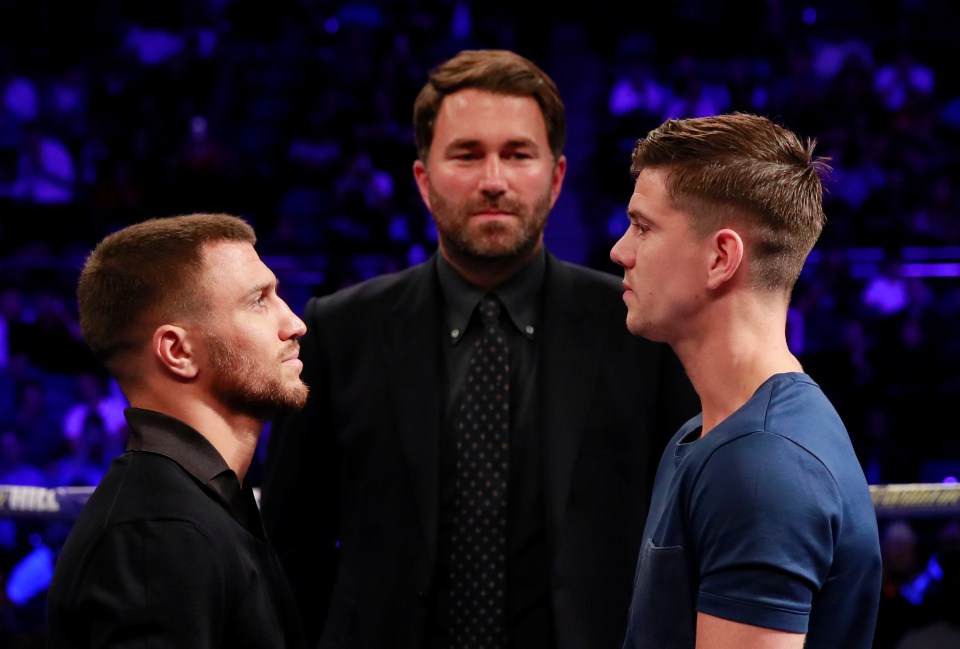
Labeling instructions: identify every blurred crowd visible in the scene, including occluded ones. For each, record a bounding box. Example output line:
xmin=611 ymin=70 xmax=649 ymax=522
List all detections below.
xmin=2 ymin=0 xmax=960 ymax=645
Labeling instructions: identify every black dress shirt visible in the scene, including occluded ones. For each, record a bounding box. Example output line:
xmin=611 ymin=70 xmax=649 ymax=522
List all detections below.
xmin=431 ymin=250 xmax=555 ymax=648
xmin=46 ymin=407 xmax=305 ymax=649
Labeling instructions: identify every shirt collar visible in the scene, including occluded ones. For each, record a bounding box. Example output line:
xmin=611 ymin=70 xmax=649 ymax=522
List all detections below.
xmin=123 ymin=407 xmax=263 ymax=535
xmin=437 ymin=248 xmax=545 ymax=344
xmin=123 ymin=406 xmax=247 ymax=502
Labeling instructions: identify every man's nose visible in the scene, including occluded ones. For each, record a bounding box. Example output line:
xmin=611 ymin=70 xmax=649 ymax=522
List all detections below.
xmin=610 ymin=230 xmax=634 ymax=268
xmin=478 ymin=156 xmax=508 ymax=195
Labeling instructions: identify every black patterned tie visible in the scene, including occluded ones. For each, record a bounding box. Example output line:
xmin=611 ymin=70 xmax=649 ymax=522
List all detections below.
xmin=449 ymin=294 xmax=510 ymax=649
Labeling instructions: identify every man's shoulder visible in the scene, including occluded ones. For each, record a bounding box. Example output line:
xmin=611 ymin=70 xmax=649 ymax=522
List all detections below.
xmin=549 ymin=256 xmax=623 ymax=291
xmin=545 ymin=255 xmax=632 ymax=317
xmin=83 ymin=454 xmax=227 ymax=526
xmin=305 ymin=261 xmax=433 ymax=316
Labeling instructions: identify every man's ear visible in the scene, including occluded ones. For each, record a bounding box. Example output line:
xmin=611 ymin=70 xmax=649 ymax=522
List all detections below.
xmin=412 ymin=159 xmax=432 ymax=210
xmin=153 ymin=325 xmax=199 ymax=379
xmin=548 ymin=154 xmax=567 ymax=209
xmin=706 ymin=228 xmax=744 ymax=290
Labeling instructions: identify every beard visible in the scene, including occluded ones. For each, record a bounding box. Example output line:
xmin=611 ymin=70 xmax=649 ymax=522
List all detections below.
xmin=428 ymin=182 xmax=553 ymax=265
xmin=204 ymin=333 xmax=309 ymax=421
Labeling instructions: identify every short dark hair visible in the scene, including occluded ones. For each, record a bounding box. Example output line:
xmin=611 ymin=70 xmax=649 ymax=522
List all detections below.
xmin=77 ymin=213 xmax=256 ymax=379
xmin=631 ymin=112 xmax=830 ymax=292
xmin=413 ymin=49 xmax=566 ymax=163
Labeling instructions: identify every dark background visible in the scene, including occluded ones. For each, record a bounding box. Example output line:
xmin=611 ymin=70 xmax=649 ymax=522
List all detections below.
xmin=2 ymin=0 xmax=959 ymax=645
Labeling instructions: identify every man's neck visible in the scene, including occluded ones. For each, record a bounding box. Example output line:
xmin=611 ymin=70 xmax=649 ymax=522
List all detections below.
xmin=438 ymin=245 xmax=541 ymax=293
xmin=673 ymin=302 xmax=800 ymax=437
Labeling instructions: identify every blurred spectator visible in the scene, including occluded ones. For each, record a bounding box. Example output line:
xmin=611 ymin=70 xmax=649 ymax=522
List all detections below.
xmin=607 ymin=51 xmax=668 ymax=122
xmin=120 ymin=10 xmax=190 ymax=67
xmin=6 ymin=286 xmax=92 ymax=376
xmin=600 ymin=37 xmax=669 ymax=186
xmin=723 ymin=55 xmax=769 ymax=113
xmin=766 ymin=40 xmax=826 ymax=134
xmin=0 ymin=430 xmax=47 ymax=489
xmin=60 ymin=372 xmax=127 ymax=456
xmin=4 ymin=124 xmax=76 ymax=205
xmin=10 ymin=379 xmax=65 ymax=469
xmin=0 ymin=429 xmax=50 ymax=576
xmin=874 ymin=45 xmax=935 ymax=113
xmin=165 ymin=114 xmax=243 ymax=214
xmin=660 ymin=54 xmax=731 ymax=120
xmin=49 ymin=411 xmax=120 ymax=488
xmin=0 ymin=430 xmax=51 ymax=648
xmin=820 ymin=131 xmax=886 ymax=211
xmin=0 ymin=62 xmax=38 ymax=124
xmin=1 ymin=533 xmax=53 ymax=647
xmin=89 ymin=158 xmax=143 ymax=223
xmin=910 ymin=173 xmax=960 ymax=246
xmin=0 ymin=285 xmax=25 ymax=372
xmin=875 ymin=519 xmax=926 ymax=649
xmin=820 ymin=41 xmax=885 ymax=135
xmin=325 ymin=149 xmax=397 ymax=255
xmin=894 ymin=521 xmax=960 ymax=649
xmin=811 ymin=36 xmax=875 ymax=82
xmin=861 ymin=256 xmax=909 ymax=317
xmin=43 ymin=66 xmax=91 ymax=144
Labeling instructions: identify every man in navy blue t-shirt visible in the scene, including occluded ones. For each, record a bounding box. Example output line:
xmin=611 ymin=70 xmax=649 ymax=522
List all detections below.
xmin=610 ymin=112 xmax=882 ymax=649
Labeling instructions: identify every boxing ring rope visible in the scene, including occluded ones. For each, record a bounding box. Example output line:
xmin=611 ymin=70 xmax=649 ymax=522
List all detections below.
xmin=1 ymin=483 xmax=958 ymax=520
xmin=0 ymin=483 xmax=954 ymax=609
xmin=0 ymin=484 xmax=262 ymax=520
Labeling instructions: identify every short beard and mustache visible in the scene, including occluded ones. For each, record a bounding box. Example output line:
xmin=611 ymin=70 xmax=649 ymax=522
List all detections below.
xmin=204 ymin=333 xmax=309 ymax=421
xmin=428 ymin=185 xmax=553 ymax=266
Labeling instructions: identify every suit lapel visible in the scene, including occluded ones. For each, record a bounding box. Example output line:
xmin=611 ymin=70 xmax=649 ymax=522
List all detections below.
xmin=540 ymin=256 xmax=610 ymax=551
xmin=382 ymin=260 xmax=443 ymax=566
xmin=377 ymin=255 xmax=614 ymax=568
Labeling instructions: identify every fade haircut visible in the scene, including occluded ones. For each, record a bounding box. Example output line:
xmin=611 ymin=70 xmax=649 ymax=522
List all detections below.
xmin=630 ymin=112 xmax=829 ymax=292
xmin=77 ymin=213 xmax=256 ymax=381
xmin=413 ymin=49 xmax=566 ymax=163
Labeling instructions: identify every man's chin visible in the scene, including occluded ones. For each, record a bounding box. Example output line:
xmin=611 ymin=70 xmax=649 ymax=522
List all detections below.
xmin=466 ymin=231 xmax=538 ymax=260
xmin=226 ymin=384 xmax=309 ymax=420
xmin=273 ymin=382 xmax=310 ymax=413
xmin=286 ymin=384 xmax=310 ymax=411
xmin=625 ymin=314 xmax=648 ymax=338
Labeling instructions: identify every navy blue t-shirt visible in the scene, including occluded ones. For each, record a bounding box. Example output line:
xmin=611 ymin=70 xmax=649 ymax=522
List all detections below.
xmin=623 ymin=373 xmax=882 ymax=649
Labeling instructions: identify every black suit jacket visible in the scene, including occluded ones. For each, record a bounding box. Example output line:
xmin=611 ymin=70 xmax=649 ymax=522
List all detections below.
xmin=261 ymin=252 xmax=700 ymax=649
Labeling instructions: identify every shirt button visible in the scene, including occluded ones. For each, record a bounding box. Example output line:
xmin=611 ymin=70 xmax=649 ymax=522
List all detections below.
xmin=451 ymin=328 xmax=461 ymax=339
xmin=525 ymin=325 xmax=535 ymax=335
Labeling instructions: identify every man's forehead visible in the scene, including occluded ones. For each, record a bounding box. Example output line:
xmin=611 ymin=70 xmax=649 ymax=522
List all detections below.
xmin=435 ymin=90 xmax=546 ymax=138
xmin=200 ymin=241 xmax=268 ymax=290
xmin=201 ymin=239 xmax=257 ymax=265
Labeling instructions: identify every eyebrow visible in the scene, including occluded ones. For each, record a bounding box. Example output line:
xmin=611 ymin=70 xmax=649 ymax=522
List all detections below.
xmin=445 ymin=137 xmax=539 ymax=151
xmin=242 ymin=278 xmax=277 ymax=301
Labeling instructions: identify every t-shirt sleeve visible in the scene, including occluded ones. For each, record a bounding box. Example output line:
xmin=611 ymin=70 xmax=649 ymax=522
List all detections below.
xmin=688 ymin=431 xmax=842 ymax=633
